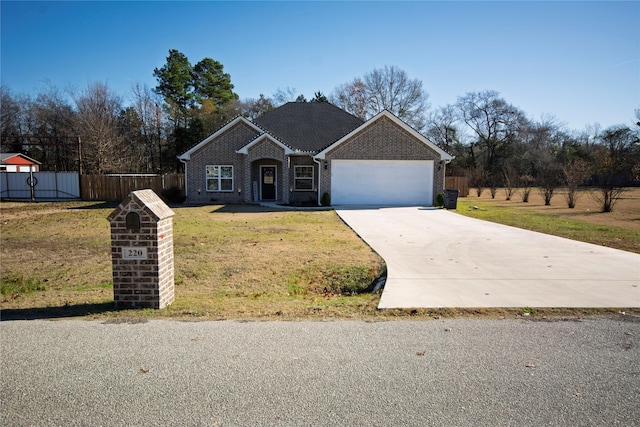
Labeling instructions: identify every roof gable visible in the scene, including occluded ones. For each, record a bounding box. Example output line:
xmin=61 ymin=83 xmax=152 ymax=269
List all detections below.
xmin=1 ymin=153 xmax=41 ymax=165
xmin=314 ymin=110 xmax=454 ymax=160
xmin=178 ymin=116 xmax=263 ymax=160
xmin=236 ymin=133 xmax=294 ymax=155
xmin=253 ymin=102 xmax=364 ymax=153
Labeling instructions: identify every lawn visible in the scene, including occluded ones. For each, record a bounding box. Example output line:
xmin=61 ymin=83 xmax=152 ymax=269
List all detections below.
xmin=1 ymin=188 xmax=638 ymax=320
xmin=0 ymin=202 xmax=389 ymax=319
xmin=455 ymin=187 xmax=640 ymax=254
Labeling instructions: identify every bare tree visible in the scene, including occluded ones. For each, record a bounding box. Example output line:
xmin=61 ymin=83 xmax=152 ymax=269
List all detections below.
xmin=271 ymin=87 xmax=300 ymax=106
xmin=331 ymin=66 xmax=430 ymax=131
xmin=468 ymin=165 xmax=487 ymax=197
xmin=30 ymin=85 xmax=77 ymax=171
xmin=123 ymin=83 xmax=168 ymax=173
xmin=332 ymin=79 xmax=370 ymax=120
xmin=633 ymin=161 xmax=640 ymax=182
xmin=365 ymin=66 xmax=429 ymax=130
xmin=590 ymin=125 xmax=638 ymax=212
xmin=1 ymin=86 xmax=28 ymax=152
xmin=455 ymin=90 xmax=529 ymax=175
xmin=563 ymin=158 xmax=591 ymax=208
xmin=519 ymin=174 xmax=534 ymax=202
xmin=502 ymin=166 xmax=519 ymax=200
xmin=426 ymin=105 xmax=462 ymax=153
xmin=488 ymin=172 xmax=500 ymax=199
xmin=590 ymin=180 xmax=626 ymax=213
xmin=536 ymin=156 xmax=563 ymax=206
xmin=227 ymin=94 xmax=275 ymax=120
xmin=72 ymin=82 xmax=127 ymax=174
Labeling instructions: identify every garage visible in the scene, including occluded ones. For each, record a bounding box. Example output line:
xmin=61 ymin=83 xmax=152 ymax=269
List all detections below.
xmin=331 ymin=160 xmax=434 ymax=205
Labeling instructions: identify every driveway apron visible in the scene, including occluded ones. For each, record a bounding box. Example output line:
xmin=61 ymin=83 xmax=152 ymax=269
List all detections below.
xmin=335 ymin=207 xmax=640 ymax=308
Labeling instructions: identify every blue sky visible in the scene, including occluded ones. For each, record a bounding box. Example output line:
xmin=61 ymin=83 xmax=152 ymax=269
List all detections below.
xmin=1 ymin=1 xmax=638 ymax=132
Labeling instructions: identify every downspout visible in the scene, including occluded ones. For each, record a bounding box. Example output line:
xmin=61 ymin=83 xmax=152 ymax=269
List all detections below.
xmin=179 ymin=157 xmax=188 ymax=202
xmin=313 ymin=157 xmax=322 ymax=206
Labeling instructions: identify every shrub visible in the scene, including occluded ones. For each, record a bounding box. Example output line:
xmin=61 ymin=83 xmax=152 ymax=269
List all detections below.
xmin=519 ymin=175 xmax=534 ymax=202
xmin=563 ymin=159 xmax=591 ymax=208
xmin=162 ymin=186 xmax=186 ymax=204
xmin=435 ymin=192 xmax=445 ymax=207
xmin=325 ymin=266 xmax=380 ymax=295
xmin=320 ymin=192 xmax=331 ymax=206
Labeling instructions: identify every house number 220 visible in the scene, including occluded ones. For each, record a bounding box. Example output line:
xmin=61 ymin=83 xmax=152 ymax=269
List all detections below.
xmin=122 ymin=247 xmax=148 ymax=260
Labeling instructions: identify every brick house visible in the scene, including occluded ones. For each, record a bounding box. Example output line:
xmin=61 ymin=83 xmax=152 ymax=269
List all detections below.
xmin=178 ymin=102 xmax=453 ymax=206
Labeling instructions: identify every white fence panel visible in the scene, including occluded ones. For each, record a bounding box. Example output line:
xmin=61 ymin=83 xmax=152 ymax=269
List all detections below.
xmin=0 ymin=172 xmax=80 ymax=200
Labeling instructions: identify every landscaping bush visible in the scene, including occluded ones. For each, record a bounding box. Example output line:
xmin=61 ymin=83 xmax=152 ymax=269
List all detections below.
xmin=162 ymin=186 xmax=186 ymax=204
xmin=435 ymin=192 xmax=445 ymax=207
xmin=321 ymin=192 xmax=331 ymax=206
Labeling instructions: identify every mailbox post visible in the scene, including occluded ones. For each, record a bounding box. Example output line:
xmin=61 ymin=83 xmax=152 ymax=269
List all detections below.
xmin=107 ymin=189 xmax=175 ymax=309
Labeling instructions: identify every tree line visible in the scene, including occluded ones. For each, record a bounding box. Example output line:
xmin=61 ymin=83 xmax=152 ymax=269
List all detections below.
xmin=1 ymin=49 xmax=638 ymax=211
xmin=425 ymin=90 xmax=639 ymax=211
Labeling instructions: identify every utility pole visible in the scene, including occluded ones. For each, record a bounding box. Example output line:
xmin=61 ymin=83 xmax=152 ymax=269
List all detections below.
xmin=77 ymin=136 xmax=83 ymax=175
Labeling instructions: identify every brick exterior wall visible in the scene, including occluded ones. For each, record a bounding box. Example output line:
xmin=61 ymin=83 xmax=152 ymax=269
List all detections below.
xmin=288 ymin=155 xmax=318 ymax=205
xmin=108 ymin=192 xmax=175 ymax=309
xmin=186 ymin=122 xmax=260 ymax=203
xmin=184 ymin=114 xmax=447 ymax=206
xmin=320 ymin=116 xmax=446 ymax=203
xmin=245 ymin=138 xmax=289 ymax=204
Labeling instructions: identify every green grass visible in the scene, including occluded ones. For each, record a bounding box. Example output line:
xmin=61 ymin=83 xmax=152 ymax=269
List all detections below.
xmin=1 ymin=274 xmax=48 ymax=296
xmin=456 ymin=200 xmax=640 ymax=253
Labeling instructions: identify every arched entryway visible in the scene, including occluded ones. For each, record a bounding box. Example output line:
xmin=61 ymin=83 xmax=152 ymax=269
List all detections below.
xmin=251 ymin=159 xmax=284 ymax=202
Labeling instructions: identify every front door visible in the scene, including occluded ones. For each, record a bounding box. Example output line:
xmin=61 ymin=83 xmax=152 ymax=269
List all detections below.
xmin=261 ymin=166 xmax=276 ymax=200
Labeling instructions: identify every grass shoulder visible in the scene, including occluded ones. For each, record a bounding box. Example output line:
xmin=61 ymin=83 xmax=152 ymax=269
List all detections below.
xmin=454 ymin=188 xmax=640 ymax=254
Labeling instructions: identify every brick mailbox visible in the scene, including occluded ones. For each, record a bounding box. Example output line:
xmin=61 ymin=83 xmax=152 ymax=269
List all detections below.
xmin=107 ymin=189 xmax=175 ymax=309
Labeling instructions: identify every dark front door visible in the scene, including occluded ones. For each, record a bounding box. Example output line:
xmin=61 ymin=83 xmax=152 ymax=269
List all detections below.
xmin=261 ymin=166 xmax=276 ymax=200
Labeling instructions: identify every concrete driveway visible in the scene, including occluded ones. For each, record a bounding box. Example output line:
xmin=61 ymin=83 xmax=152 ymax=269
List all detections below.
xmin=335 ymin=207 xmax=640 ymax=308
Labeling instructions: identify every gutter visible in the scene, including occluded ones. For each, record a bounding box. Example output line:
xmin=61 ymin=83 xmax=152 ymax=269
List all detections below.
xmin=178 ymin=157 xmax=188 ymax=202
xmin=313 ymin=157 xmax=322 ymax=206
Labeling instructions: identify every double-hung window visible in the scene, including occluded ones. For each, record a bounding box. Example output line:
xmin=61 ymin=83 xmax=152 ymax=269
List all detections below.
xmin=206 ymin=165 xmax=233 ymax=192
xmin=294 ymin=166 xmax=314 ymax=191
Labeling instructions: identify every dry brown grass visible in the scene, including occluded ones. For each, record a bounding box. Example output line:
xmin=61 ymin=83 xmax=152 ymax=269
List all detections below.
xmin=2 ymin=196 xmax=638 ymax=321
xmin=0 ymin=202 xmax=389 ymax=320
xmin=471 ymin=187 xmax=640 ymax=231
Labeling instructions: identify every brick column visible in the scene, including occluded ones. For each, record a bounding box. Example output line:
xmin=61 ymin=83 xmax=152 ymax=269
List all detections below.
xmin=108 ymin=190 xmax=175 ymax=309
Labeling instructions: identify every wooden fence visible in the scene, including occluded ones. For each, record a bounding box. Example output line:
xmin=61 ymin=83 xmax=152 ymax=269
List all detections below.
xmin=80 ymin=174 xmax=184 ymax=201
xmin=445 ymin=176 xmax=469 ymax=197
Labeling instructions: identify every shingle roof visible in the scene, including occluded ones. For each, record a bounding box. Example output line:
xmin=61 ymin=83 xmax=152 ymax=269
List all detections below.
xmin=253 ymin=102 xmax=364 ymax=153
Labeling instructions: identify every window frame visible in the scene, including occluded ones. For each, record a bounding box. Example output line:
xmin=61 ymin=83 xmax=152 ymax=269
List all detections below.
xmin=206 ymin=165 xmax=234 ymax=193
xmin=294 ymin=165 xmax=314 ymax=191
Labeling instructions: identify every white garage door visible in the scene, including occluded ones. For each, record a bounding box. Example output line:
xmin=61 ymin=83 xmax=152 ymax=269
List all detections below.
xmin=331 ymin=160 xmax=434 ymax=205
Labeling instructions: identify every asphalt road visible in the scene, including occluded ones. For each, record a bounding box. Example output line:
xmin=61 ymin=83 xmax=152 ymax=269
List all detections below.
xmin=1 ymin=317 xmax=639 ymax=426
